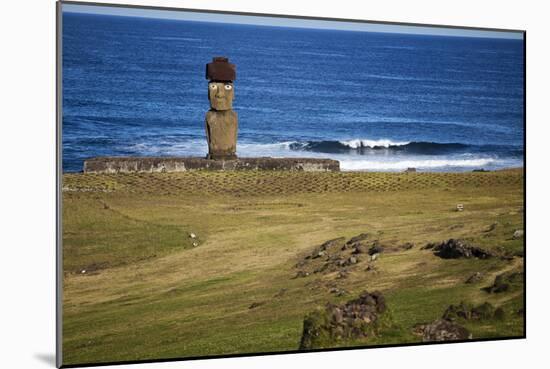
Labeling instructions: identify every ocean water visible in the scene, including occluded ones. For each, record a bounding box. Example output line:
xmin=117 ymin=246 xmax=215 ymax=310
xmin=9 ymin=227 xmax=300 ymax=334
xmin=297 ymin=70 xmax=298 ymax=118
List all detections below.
xmin=62 ymin=12 xmax=524 ymax=172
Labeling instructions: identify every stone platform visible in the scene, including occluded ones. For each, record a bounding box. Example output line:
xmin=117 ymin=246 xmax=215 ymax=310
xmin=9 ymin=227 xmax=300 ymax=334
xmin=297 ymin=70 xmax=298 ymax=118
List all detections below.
xmin=83 ymin=157 xmax=340 ymax=173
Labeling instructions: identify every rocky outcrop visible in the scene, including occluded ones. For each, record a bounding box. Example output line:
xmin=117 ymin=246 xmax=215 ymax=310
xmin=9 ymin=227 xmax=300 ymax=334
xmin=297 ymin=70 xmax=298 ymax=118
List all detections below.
xmin=423 ymin=239 xmax=493 ymax=259
xmin=484 ymin=270 xmax=524 ymax=293
xmin=295 ymin=233 xmax=415 ymax=281
xmin=414 ymin=301 xmax=506 ymax=342
xmin=419 ymin=319 xmax=472 ymax=342
xmin=442 ymin=302 xmax=505 ymax=321
xmin=299 ymin=291 xmax=392 ymax=349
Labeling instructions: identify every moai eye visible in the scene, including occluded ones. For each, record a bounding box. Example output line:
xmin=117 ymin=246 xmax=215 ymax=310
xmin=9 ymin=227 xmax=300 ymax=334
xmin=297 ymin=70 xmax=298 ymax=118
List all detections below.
xmin=209 ymin=84 xmax=217 ymax=90
xmin=224 ymin=84 xmax=233 ymax=90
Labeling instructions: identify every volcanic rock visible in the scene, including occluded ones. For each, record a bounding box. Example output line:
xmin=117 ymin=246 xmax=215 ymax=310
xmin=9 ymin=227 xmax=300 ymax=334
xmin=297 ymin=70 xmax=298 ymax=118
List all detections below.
xmin=429 ymin=239 xmax=493 ymax=259
xmin=484 ymin=270 xmax=524 ymax=293
xmin=512 ymin=230 xmax=524 ymax=239
xmin=421 ymin=319 xmax=472 ymax=342
xmin=442 ymin=302 xmax=504 ymax=321
xmin=299 ymin=291 xmax=391 ymax=349
xmin=465 ymin=272 xmax=484 ymax=284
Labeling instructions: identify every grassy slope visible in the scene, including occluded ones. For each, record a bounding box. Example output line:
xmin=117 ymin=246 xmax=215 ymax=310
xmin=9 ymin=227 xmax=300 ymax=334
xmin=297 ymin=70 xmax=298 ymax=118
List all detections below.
xmin=62 ymin=170 xmax=524 ymax=365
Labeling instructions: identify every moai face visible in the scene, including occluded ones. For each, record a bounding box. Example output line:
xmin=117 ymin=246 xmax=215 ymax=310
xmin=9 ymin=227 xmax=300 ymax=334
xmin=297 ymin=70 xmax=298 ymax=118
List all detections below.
xmin=208 ymin=82 xmax=234 ymax=111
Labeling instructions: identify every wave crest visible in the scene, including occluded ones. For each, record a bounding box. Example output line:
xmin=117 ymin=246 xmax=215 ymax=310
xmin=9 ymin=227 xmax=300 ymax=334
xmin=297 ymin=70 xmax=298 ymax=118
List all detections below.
xmin=289 ymin=139 xmax=470 ymax=155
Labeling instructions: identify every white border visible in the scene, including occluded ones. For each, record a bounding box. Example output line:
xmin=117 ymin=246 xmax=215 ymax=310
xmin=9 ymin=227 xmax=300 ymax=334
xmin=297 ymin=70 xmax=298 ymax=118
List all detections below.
xmin=2 ymin=1 xmax=546 ymax=369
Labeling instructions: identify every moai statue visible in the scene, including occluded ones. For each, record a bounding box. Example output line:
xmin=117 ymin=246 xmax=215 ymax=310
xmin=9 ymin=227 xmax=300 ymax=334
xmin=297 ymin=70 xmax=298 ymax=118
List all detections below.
xmin=205 ymin=57 xmax=238 ymax=160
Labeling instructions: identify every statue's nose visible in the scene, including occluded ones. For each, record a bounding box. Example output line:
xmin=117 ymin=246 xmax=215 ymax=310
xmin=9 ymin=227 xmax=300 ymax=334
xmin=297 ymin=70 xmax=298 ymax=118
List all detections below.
xmin=215 ymin=88 xmax=225 ymax=98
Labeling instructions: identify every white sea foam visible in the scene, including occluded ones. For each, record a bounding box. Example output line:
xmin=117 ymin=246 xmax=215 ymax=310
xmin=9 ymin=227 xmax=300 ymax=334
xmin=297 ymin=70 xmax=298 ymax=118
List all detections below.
xmin=339 ymin=139 xmax=410 ymax=148
xmin=340 ymin=158 xmax=496 ymax=171
xmin=118 ymin=140 xmax=517 ymax=173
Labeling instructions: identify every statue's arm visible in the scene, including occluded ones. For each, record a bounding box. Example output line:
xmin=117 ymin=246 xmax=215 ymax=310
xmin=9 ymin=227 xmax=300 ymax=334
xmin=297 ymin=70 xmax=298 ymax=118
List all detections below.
xmin=205 ymin=111 xmax=212 ymax=144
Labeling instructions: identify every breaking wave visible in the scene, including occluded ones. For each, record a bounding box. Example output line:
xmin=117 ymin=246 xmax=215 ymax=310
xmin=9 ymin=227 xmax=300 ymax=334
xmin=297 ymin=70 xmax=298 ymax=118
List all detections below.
xmin=288 ymin=139 xmax=471 ymax=155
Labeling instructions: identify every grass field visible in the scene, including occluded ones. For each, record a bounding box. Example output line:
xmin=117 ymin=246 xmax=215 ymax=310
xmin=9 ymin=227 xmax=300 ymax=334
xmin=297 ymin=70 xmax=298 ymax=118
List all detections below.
xmin=62 ymin=169 xmax=524 ymax=365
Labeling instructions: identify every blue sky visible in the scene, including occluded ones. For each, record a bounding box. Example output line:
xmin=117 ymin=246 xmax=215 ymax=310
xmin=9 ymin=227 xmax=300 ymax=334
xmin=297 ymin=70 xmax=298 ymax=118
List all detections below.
xmin=62 ymin=3 xmax=523 ymax=40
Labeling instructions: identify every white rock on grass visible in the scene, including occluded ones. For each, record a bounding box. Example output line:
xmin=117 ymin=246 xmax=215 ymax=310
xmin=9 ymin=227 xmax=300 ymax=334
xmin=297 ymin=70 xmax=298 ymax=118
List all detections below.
xmin=513 ymin=230 xmax=524 ymax=239
xmin=189 ymin=233 xmax=197 ymax=239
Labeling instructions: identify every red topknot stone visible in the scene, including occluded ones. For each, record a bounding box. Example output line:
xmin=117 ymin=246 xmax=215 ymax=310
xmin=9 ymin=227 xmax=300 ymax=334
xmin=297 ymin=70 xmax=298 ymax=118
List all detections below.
xmin=206 ymin=56 xmax=236 ymax=82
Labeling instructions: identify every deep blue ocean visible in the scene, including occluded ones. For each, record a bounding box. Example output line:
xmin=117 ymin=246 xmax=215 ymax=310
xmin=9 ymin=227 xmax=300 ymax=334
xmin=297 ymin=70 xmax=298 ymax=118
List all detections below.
xmin=62 ymin=12 xmax=524 ymax=172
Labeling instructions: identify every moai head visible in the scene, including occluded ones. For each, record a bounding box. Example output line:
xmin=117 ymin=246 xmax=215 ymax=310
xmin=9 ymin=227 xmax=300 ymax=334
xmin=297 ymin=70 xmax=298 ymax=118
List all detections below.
xmin=206 ymin=57 xmax=236 ymax=111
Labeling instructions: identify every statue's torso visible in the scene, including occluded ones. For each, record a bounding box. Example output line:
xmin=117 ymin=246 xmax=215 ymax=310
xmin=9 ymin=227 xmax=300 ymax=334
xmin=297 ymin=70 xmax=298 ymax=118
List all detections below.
xmin=205 ymin=110 xmax=238 ymax=159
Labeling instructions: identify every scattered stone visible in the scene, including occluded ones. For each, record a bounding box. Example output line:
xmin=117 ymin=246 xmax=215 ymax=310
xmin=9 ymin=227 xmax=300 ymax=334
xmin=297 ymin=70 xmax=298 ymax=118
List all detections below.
xmin=484 ymin=270 xmax=524 ymax=293
xmin=365 ymin=263 xmax=378 ymax=273
xmin=346 ymin=233 xmax=369 ymax=245
xmin=336 ymin=270 xmax=349 ymax=279
xmin=189 ymin=233 xmax=197 ymax=239
xmin=368 ymin=244 xmax=384 ymax=255
xmin=456 ymin=204 xmax=464 ymax=212
xmin=512 ymin=230 xmax=524 ymax=239
xmin=429 ymin=239 xmax=493 ymax=259
xmin=328 ymin=287 xmax=347 ymax=296
xmin=421 ymin=242 xmax=437 ymax=250
xmin=412 ymin=323 xmax=427 ymax=336
xmin=483 ymin=222 xmax=498 ymax=233
xmin=306 ymin=237 xmax=346 ymax=259
xmin=299 ymin=291 xmax=392 ymax=349
xmin=321 ymin=237 xmax=347 ymax=250
xmin=465 ymin=272 xmax=484 ymax=284
xmin=421 ymin=319 xmax=472 ymax=342
xmin=296 ymin=233 xmax=415 ymax=280
xmin=312 ymin=250 xmax=326 ymax=259
xmin=249 ymin=301 xmax=265 ymax=309
xmin=295 ymin=259 xmax=307 ymax=268
xmin=77 ymin=262 xmax=109 ymax=275
xmin=293 ymin=270 xmax=310 ymax=279
xmin=192 ymin=242 xmax=198 ymax=247
xmin=351 ymin=244 xmax=368 ymax=254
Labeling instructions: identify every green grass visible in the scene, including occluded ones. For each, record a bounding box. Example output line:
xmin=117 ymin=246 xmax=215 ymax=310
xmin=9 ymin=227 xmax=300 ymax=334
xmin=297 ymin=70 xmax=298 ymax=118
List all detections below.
xmin=62 ymin=169 xmax=524 ymax=365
